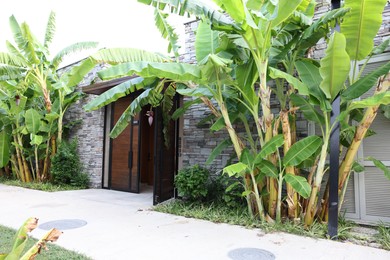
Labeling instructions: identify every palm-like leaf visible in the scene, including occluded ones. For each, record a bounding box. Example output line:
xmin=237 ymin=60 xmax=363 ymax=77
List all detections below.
xmin=195 ymin=21 xmax=219 ymax=63
xmin=213 ymin=0 xmax=245 ymax=23
xmin=0 ymin=65 xmax=26 ymax=80
xmin=154 ymin=9 xmax=180 ymax=58
xmin=110 ymin=88 xmax=163 ymax=138
xmin=270 ymin=0 xmax=303 ymax=28
xmin=9 ymin=15 xmax=26 ymax=53
xmin=51 ymin=42 xmax=99 ymax=69
xmin=84 ymin=77 xmax=158 ymax=111
xmin=91 ymin=48 xmax=169 ymax=64
xmin=44 ymin=11 xmax=56 ymax=48
xmin=299 ymin=8 xmax=349 ymax=50
xmin=0 ymin=130 xmax=10 ymax=168
xmin=341 ymin=0 xmax=388 ymax=61
xmin=342 ymin=62 xmax=390 ymax=101
xmin=20 ymin=23 xmax=40 ymax=64
xmin=98 ymin=61 xmax=201 ymax=82
xmin=138 ymin=0 xmax=235 ymax=29
xmin=319 ymin=32 xmax=350 ymax=100
xmin=162 ymin=83 xmax=176 ymax=146
xmin=0 ymin=53 xmax=28 ymax=67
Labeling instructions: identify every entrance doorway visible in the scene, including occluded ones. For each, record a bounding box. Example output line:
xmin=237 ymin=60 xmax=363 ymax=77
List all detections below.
xmin=104 ymin=94 xmax=178 ymax=204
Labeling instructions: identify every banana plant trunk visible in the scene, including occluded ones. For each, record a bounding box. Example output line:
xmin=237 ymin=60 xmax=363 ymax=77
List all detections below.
xmin=281 ymin=110 xmax=299 ymax=219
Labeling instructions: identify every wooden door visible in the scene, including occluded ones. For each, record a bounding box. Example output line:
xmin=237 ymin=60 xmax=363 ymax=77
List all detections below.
xmin=110 ymin=95 xmax=140 ymax=192
xmin=153 ymin=97 xmax=178 ymax=204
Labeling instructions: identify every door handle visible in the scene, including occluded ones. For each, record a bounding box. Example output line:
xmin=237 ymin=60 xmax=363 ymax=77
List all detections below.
xmin=128 ymin=151 xmax=133 ymax=169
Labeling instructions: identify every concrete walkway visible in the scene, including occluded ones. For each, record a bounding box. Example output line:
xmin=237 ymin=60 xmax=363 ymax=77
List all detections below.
xmin=0 ymin=184 xmax=389 ymax=260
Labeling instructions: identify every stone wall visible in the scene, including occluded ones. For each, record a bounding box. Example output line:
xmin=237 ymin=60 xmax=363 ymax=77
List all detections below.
xmin=62 ymin=64 xmax=106 ymax=188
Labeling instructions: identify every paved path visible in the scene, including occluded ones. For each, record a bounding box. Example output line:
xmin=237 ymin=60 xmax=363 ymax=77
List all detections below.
xmin=0 ymin=184 xmax=389 ymax=260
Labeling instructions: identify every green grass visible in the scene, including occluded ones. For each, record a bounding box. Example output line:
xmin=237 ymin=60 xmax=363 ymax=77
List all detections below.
xmin=153 ymin=200 xmax=368 ymax=243
xmin=377 ymin=223 xmax=390 ymax=250
xmin=0 ymin=225 xmax=92 ymax=260
xmin=0 ymin=177 xmax=87 ymax=192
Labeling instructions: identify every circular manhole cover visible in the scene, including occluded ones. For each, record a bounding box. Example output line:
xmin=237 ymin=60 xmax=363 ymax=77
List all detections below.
xmin=228 ymin=248 xmax=275 ymax=260
xmin=39 ymin=219 xmax=87 ymax=230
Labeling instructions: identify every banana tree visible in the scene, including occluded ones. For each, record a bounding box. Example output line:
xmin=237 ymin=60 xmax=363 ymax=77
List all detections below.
xmin=0 ymin=12 xmax=98 ymax=181
xmin=83 ymin=0 xmax=328 ymax=223
xmin=288 ymin=0 xmax=390 ymax=225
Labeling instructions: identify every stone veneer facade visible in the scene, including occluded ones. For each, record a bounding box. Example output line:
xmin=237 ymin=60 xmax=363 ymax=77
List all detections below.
xmin=63 ymin=64 xmax=106 ymax=188
xmin=66 ymin=0 xmax=389 ymax=187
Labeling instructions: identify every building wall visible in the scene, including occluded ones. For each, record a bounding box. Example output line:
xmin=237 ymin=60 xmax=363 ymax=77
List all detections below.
xmin=63 ymin=64 xmax=106 ymax=188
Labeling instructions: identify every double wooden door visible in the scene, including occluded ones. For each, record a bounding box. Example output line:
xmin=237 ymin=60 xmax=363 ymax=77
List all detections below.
xmin=108 ymin=95 xmax=177 ymax=204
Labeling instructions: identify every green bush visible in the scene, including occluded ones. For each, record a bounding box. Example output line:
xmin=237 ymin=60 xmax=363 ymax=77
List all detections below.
xmin=207 ymin=173 xmax=245 ymax=209
xmin=175 ymin=165 xmax=209 ymax=201
xmin=50 ymin=138 xmax=89 ymax=188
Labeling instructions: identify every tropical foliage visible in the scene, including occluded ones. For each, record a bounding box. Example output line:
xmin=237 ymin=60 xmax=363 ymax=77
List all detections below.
xmin=0 ymin=12 xmax=98 ymax=182
xmin=84 ymin=0 xmax=389 ymax=227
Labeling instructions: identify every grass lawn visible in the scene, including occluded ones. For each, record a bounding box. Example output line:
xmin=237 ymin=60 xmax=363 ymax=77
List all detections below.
xmin=154 ymin=200 xmax=390 ymax=251
xmin=0 ymin=178 xmax=86 ymax=192
xmin=0 ymin=224 xmax=92 ymax=260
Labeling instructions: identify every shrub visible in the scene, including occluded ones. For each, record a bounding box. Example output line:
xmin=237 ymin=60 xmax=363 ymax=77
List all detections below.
xmin=174 ymin=165 xmax=209 ymax=201
xmin=50 ymin=138 xmax=89 ymax=188
xmin=207 ymin=173 xmax=245 ymax=209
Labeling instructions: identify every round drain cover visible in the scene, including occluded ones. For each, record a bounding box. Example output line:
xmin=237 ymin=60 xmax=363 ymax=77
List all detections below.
xmin=39 ymin=219 xmax=87 ymax=230
xmin=228 ymin=248 xmax=275 ymax=260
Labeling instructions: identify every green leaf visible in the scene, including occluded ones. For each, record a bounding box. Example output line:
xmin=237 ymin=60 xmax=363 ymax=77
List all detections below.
xmin=270 ymin=0 xmax=303 ymax=28
xmin=283 ymin=136 xmax=322 ymax=166
xmin=0 ymin=52 xmax=28 ymax=67
xmin=98 ymin=61 xmax=201 ymax=82
xmin=30 ymin=134 xmax=43 ymax=146
xmin=256 ymin=159 xmax=278 ymax=178
xmin=348 ymin=92 xmax=390 ymax=111
xmin=213 ymin=0 xmax=245 ymax=23
xmin=84 ymin=77 xmax=156 ymax=111
xmin=290 ymin=94 xmax=324 ymax=125
xmin=367 ymin=156 xmax=390 ymax=181
xmin=284 ymin=174 xmax=311 ymax=198
xmin=380 ymin=104 xmax=390 ymax=119
xmin=63 ymin=57 xmax=97 ymax=87
xmin=223 ymin=162 xmax=248 ymax=177
xmin=206 ymin=139 xmax=232 ymax=165
xmin=91 ymin=47 xmax=168 ymax=64
xmin=176 ymin=86 xmax=213 ymax=97
xmin=372 ymin=38 xmax=390 ymax=55
xmin=20 ymin=23 xmax=39 ymax=65
xmin=269 ymin=67 xmax=308 ymax=95
xmin=154 ymin=9 xmax=180 ymax=58
xmin=235 ymin=59 xmax=258 ymax=106
xmin=210 ymin=117 xmax=225 ymax=132
xmin=342 ymin=62 xmax=390 ymax=101
xmin=299 ymin=8 xmax=349 ymax=50
xmin=319 ymin=32 xmax=350 ymax=100
xmin=44 ymin=11 xmax=56 ymax=48
xmin=171 ymin=98 xmax=202 ymax=120
xmin=51 ymin=41 xmax=98 ymax=69
xmin=341 ymin=0 xmax=388 ymax=60
xmin=256 ymin=134 xmax=284 ymax=160
xmin=295 ymin=59 xmax=327 ymax=103
xmin=110 ymin=88 xmax=163 ymax=138
xmin=240 ymin=149 xmax=254 ymax=171
xmin=195 ymin=20 xmax=219 ymax=63
xmin=0 ymin=131 xmax=10 ymax=168
xmin=24 ymin=109 xmax=42 ymax=134
xmin=352 ymin=161 xmax=365 ymax=173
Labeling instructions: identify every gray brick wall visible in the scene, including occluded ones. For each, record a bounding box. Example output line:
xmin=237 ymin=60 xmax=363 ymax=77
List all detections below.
xmin=62 ymin=64 xmax=106 ymax=188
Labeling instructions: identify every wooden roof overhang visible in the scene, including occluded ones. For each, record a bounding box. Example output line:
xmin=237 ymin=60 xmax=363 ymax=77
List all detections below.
xmin=82 ymin=75 xmax=139 ymax=95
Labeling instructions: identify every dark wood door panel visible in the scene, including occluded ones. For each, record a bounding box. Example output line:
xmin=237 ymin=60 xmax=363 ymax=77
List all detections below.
xmin=110 ymin=96 xmax=132 ymax=191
